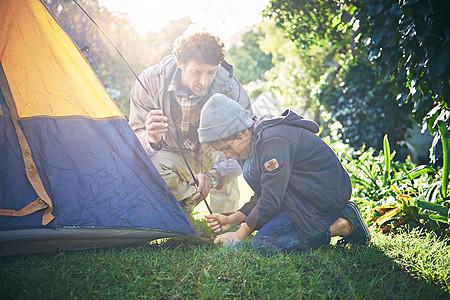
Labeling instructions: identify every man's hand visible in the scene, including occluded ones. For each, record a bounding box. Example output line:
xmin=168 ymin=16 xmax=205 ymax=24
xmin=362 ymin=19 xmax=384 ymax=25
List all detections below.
xmin=189 ymin=172 xmax=212 ymax=204
xmin=190 ymin=170 xmax=222 ymax=203
xmin=145 ymin=110 xmax=168 ymax=146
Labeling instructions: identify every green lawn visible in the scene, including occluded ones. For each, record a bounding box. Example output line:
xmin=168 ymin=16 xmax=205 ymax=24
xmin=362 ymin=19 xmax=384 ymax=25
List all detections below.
xmin=1 ymin=176 xmax=449 ymax=299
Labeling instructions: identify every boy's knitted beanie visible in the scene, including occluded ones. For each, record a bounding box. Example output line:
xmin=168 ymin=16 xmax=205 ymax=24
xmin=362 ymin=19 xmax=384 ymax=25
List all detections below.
xmin=198 ymin=93 xmax=253 ymax=143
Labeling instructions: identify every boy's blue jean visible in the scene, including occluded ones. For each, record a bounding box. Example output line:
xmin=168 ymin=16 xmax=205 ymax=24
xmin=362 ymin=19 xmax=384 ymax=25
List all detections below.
xmin=243 ymin=158 xmax=331 ymax=255
xmin=251 ymin=210 xmax=331 ymax=255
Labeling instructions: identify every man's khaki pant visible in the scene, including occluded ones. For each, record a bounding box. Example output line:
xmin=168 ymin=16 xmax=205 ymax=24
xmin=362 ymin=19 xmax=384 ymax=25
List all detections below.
xmin=150 ymin=148 xmax=240 ymax=214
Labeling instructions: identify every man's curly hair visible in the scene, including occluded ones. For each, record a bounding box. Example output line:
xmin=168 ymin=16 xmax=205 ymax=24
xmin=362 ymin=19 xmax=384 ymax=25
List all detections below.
xmin=173 ymin=32 xmax=226 ymax=65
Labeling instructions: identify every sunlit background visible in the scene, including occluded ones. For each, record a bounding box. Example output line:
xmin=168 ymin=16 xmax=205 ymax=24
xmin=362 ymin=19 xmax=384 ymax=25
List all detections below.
xmin=44 ymin=0 xmax=440 ymax=166
xmin=99 ymin=0 xmax=270 ymax=45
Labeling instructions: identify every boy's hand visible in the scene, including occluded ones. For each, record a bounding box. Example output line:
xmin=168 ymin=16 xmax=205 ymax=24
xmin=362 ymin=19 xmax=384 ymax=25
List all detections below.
xmin=214 ymin=223 xmax=253 ymax=247
xmin=214 ymin=231 xmax=242 ymax=246
xmin=205 ymin=213 xmax=232 ymax=233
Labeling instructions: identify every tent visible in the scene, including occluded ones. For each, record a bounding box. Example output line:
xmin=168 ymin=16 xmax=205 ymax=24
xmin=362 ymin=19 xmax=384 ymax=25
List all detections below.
xmin=0 ymin=0 xmax=200 ymax=256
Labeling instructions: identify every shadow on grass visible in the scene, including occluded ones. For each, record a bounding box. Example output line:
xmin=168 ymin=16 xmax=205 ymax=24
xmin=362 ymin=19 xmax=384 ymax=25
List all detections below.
xmin=152 ymin=220 xmax=450 ymax=299
xmin=0 ymin=217 xmax=448 ymax=299
xmin=312 ymin=242 xmax=449 ymax=298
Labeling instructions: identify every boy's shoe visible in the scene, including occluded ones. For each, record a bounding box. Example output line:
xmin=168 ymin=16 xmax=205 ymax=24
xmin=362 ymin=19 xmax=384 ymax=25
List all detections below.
xmin=338 ymin=201 xmax=371 ymax=246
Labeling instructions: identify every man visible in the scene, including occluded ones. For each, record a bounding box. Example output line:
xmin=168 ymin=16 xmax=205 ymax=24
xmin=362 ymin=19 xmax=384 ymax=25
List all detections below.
xmin=129 ymin=32 xmax=252 ymax=215
xmin=198 ymin=93 xmax=370 ymax=254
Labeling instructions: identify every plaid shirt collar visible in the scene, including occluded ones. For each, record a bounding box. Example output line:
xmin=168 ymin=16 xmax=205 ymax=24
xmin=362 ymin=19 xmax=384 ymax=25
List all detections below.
xmin=166 ymin=68 xmax=180 ymax=94
xmin=168 ymin=69 xmax=206 ymax=151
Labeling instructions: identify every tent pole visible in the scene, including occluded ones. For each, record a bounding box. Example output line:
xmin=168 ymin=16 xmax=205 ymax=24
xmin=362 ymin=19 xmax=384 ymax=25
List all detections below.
xmin=72 ymin=0 xmax=212 ymax=214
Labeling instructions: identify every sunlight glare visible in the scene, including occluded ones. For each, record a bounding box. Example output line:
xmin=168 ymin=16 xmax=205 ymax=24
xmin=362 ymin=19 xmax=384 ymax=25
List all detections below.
xmin=99 ymin=0 xmax=269 ymax=44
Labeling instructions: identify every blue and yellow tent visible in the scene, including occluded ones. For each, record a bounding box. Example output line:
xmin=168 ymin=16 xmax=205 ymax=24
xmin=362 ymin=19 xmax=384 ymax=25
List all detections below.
xmin=0 ymin=0 xmax=200 ymax=256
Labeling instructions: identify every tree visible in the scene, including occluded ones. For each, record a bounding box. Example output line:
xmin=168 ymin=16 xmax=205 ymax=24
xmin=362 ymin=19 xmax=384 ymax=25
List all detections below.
xmin=257 ymin=21 xmax=337 ymax=121
xmin=263 ymin=0 xmax=353 ymax=51
xmin=313 ymin=62 xmax=413 ymax=156
xmin=141 ymin=17 xmax=193 ymax=68
xmin=355 ymin=0 xmax=449 ymax=111
xmin=354 ymin=0 xmax=450 ymax=162
xmin=264 ymin=0 xmax=447 ymax=159
xmin=226 ymin=28 xmax=274 ymax=85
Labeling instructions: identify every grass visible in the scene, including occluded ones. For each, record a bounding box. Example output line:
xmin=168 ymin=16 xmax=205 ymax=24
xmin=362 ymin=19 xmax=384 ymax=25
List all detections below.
xmin=1 ymin=177 xmax=449 ymax=299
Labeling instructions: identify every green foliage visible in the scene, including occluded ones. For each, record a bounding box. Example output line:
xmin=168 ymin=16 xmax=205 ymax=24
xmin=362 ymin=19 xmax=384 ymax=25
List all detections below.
xmin=354 ymin=0 xmax=449 ymax=110
xmin=437 ymin=118 xmax=450 ymax=198
xmin=264 ymin=0 xmax=450 ymax=165
xmin=256 ymin=21 xmax=338 ymax=119
xmin=315 ymin=62 xmax=413 ymax=153
xmin=226 ymin=29 xmax=274 ymax=85
xmin=333 ymin=135 xmax=450 ymax=237
xmin=264 ymin=0 xmax=353 ymax=51
xmin=354 ymin=0 xmax=450 ymax=163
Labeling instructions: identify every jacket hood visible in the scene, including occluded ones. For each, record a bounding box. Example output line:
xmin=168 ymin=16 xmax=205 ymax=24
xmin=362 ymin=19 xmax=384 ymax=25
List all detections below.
xmin=254 ymin=109 xmax=319 ymax=135
xmin=155 ymin=55 xmax=178 ymax=77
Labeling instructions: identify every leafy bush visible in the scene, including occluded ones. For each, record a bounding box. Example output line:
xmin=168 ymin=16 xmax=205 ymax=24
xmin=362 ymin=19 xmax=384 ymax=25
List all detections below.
xmin=226 ymin=29 xmax=274 ymax=85
xmin=265 ymin=0 xmax=450 ymax=167
xmin=330 ymin=135 xmax=450 ymax=237
xmin=315 ymin=62 xmax=413 ymax=157
xmin=354 ymin=0 xmax=450 ymax=163
xmin=355 ymin=0 xmax=449 ymax=113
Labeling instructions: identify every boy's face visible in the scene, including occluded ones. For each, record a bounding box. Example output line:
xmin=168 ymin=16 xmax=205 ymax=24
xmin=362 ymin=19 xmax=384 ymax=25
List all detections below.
xmin=178 ymin=60 xmax=218 ymax=96
xmin=211 ymin=129 xmax=252 ymax=159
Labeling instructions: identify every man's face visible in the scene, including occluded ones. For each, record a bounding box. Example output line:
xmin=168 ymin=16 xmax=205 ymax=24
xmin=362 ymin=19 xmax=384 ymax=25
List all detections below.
xmin=178 ymin=60 xmax=219 ymax=96
xmin=211 ymin=129 xmax=252 ymax=159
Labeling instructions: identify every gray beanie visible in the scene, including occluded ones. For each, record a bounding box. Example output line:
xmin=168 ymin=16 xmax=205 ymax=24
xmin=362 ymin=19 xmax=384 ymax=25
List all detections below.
xmin=198 ymin=93 xmax=253 ymax=143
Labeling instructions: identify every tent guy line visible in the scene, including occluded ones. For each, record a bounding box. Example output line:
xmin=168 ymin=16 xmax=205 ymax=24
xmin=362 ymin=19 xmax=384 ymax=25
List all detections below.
xmin=72 ymin=0 xmax=213 ymax=214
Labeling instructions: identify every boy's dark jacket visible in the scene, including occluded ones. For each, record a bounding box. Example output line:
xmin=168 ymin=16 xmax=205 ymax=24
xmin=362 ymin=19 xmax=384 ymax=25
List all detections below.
xmin=239 ymin=109 xmax=351 ymax=243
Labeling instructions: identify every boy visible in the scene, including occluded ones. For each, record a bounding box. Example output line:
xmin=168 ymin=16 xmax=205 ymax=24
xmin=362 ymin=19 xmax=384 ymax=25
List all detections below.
xmin=196 ymin=93 xmax=370 ymax=254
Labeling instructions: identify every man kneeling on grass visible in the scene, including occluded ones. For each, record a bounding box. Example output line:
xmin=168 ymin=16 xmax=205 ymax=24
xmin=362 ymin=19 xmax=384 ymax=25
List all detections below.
xmin=195 ymin=93 xmax=370 ymax=255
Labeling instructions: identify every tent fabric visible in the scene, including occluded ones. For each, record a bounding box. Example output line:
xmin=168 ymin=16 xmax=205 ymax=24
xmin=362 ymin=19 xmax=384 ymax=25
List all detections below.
xmin=0 ymin=0 xmax=201 ymax=256
xmin=0 ymin=0 xmax=123 ymax=119
xmin=0 ymin=229 xmax=187 ymax=257
xmin=0 ymin=64 xmax=54 ymax=225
